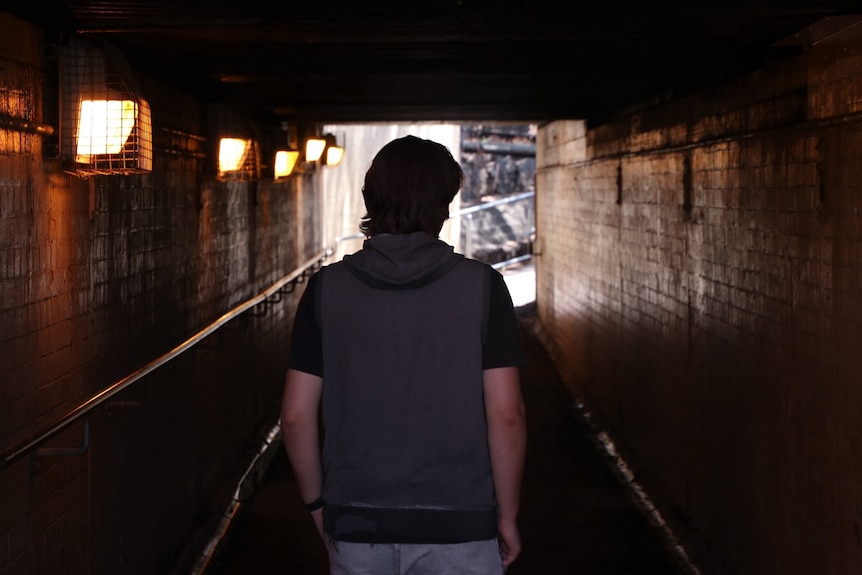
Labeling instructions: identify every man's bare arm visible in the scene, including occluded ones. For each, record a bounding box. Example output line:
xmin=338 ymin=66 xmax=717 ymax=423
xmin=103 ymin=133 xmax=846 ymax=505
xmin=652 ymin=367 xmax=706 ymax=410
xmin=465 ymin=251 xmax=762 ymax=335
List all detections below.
xmin=280 ymin=368 xmax=325 ymax=538
xmin=484 ymin=366 xmax=527 ymax=567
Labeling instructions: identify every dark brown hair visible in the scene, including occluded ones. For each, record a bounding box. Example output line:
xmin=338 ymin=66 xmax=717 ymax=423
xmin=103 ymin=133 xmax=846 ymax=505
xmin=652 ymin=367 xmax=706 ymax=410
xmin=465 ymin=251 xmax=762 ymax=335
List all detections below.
xmin=359 ymin=135 xmax=463 ymax=237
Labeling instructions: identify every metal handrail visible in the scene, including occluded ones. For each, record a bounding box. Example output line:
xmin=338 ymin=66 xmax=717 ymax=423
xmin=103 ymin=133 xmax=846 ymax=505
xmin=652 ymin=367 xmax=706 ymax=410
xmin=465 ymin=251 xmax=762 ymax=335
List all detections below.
xmin=492 ymin=253 xmax=534 ymax=270
xmin=0 ymin=248 xmax=334 ymax=471
xmin=449 ymin=190 xmax=534 ymax=218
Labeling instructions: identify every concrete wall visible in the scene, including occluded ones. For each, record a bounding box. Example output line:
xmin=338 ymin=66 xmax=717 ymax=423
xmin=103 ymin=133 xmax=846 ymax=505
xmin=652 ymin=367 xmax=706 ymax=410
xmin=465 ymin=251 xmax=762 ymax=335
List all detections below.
xmin=536 ymin=27 xmax=862 ymax=575
xmin=0 ymin=13 xmax=321 ymax=574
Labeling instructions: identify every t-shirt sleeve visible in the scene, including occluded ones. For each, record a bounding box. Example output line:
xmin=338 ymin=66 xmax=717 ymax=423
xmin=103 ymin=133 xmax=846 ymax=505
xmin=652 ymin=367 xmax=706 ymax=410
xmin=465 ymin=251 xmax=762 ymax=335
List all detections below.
xmin=286 ymin=272 xmax=323 ymax=376
xmin=483 ymin=269 xmax=526 ymax=369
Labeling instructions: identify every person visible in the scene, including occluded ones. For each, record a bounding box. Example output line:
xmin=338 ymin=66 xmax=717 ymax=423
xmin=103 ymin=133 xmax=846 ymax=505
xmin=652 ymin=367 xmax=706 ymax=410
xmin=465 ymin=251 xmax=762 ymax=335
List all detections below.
xmin=280 ymin=135 xmax=527 ymax=574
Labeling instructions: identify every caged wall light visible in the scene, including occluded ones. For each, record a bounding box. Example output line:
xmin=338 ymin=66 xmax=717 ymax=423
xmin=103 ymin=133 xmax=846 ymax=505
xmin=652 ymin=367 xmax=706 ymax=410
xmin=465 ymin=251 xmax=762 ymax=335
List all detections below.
xmin=274 ymin=149 xmax=300 ymax=178
xmin=324 ymin=133 xmax=344 ymax=166
xmin=60 ymin=37 xmax=152 ymax=176
xmin=217 ymin=137 xmax=259 ymax=181
xmin=304 ymin=136 xmax=327 ymax=163
xmin=273 ymin=123 xmax=301 ymax=179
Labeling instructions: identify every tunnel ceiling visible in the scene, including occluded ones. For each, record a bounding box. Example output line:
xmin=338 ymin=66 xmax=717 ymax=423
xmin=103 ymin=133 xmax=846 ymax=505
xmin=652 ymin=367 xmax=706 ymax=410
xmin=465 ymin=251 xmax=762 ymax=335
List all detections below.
xmin=11 ymin=0 xmax=862 ymax=125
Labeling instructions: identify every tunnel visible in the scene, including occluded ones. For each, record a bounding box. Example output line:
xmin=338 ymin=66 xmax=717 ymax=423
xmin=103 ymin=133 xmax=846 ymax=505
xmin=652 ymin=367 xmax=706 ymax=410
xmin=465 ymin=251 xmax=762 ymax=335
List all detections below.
xmin=2 ymin=2 xmax=862 ymax=574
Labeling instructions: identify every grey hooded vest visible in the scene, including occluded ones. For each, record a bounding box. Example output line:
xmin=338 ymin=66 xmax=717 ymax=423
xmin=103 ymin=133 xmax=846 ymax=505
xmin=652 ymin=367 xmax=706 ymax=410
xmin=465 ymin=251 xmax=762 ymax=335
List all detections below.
xmin=317 ymin=232 xmax=498 ymax=543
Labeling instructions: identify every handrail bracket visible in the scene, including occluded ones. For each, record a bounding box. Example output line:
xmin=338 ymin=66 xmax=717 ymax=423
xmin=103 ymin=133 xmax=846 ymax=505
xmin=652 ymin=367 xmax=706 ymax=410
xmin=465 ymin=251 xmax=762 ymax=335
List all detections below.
xmin=32 ymin=417 xmax=91 ymax=472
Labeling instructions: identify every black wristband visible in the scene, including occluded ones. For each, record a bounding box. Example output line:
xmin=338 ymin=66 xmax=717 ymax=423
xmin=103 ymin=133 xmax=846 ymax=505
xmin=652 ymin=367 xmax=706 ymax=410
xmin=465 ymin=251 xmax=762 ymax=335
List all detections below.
xmin=303 ymin=497 xmax=324 ymax=512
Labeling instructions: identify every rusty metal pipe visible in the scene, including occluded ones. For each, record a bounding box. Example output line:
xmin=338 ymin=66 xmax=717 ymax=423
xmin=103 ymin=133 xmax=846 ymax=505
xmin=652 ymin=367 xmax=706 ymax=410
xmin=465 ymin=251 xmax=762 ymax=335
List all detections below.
xmin=0 ymin=113 xmax=55 ymax=135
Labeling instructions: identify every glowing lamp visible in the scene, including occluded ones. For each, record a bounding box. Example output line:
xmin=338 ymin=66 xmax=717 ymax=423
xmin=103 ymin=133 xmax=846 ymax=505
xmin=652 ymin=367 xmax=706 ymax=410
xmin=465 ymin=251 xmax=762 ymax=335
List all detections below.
xmin=75 ymin=100 xmax=137 ymax=161
xmin=219 ymin=138 xmax=251 ymax=173
xmin=274 ymin=150 xmax=300 ymax=178
xmin=325 ymin=145 xmax=344 ymax=166
xmin=61 ymin=38 xmax=153 ymax=175
xmin=305 ymin=138 xmax=326 ymax=162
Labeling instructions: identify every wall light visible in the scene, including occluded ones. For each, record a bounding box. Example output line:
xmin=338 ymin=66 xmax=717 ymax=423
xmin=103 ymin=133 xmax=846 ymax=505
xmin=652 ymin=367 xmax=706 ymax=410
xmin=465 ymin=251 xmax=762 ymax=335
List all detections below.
xmin=274 ymin=150 xmax=300 ymax=178
xmin=323 ymin=132 xmax=345 ymax=166
xmin=325 ymin=144 xmax=344 ymax=166
xmin=305 ymin=137 xmax=327 ymax=162
xmin=272 ymin=122 xmax=301 ymax=179
xmin=61 ymin=37 xmax=153 ymax=176
xmin=218 ymin=137 xmax=259 ymax=180
xmin=219 ymin=138 xmax=249 ymax=172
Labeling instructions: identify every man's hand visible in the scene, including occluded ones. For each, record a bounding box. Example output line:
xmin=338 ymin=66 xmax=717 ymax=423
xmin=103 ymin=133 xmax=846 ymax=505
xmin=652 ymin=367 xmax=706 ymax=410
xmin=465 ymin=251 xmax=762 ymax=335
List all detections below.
xmin=498 ymin=516 xmax=522 ymax=567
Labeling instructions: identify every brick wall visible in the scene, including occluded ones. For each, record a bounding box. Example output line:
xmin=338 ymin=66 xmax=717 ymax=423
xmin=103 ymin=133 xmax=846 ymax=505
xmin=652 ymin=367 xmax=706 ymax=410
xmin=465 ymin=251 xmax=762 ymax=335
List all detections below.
xmin=536 ymin=27 xmax=862 ymax=575
xmin=0 ymin=13 xmax=322 ymax=575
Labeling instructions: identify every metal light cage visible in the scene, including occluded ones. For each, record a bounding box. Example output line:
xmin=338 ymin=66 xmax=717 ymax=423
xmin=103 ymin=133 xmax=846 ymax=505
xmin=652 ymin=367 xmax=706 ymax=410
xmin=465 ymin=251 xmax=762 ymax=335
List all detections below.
xmin=60 ymin=36 xmax=153 ymax=176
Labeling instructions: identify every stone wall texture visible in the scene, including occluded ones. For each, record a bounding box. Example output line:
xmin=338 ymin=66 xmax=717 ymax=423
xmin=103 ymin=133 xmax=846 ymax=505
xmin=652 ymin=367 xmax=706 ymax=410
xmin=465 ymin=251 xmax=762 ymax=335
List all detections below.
xmin=0 ymin=13 xmax=321 ymax=575
xmin=536 ymin=26 xmax=862 ymax=575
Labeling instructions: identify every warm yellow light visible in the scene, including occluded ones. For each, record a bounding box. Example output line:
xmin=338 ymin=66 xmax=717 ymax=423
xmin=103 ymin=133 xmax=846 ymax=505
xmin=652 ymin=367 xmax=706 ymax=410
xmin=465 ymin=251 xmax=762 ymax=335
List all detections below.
xmin=325 ymin=145 xmax=344 ymax=166
xmin=219 ymin=138 xmax=250 ymax=172
xmin=305 ymin=138 xmax=326 ymax=162
xmin=75 ymin=99 xmax=137 ymax=161
xmin=274 ymin=150 xmax=300 ymax=178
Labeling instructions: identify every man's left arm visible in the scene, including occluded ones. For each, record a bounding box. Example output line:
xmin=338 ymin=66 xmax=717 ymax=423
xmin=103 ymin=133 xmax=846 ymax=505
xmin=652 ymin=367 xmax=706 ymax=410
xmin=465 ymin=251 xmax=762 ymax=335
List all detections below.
xmin=280 ymin=368 xmax=325 ymax=538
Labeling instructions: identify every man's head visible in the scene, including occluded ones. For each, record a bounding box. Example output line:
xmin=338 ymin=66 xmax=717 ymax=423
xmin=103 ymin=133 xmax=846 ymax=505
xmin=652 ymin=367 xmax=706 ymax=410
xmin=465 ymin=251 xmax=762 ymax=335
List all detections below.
xmin=360 ymin=135 xmax=463 ymax=237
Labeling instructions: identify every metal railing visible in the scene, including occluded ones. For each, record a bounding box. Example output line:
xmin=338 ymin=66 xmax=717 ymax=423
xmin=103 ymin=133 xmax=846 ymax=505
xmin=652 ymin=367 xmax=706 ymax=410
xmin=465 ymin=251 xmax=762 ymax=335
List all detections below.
xmin=449 ymin=190 xmax=535 ymax=219
xmin=0 ymin=248 xmax=333 ymax=471
xmin=452 ymin=191 xmax=535 ymax=266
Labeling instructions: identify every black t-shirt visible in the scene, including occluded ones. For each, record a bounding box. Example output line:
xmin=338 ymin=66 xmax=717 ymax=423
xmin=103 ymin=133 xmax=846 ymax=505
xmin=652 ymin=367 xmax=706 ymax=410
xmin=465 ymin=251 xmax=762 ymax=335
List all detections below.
xmin=287 ymin=268 xmax=525 ymax=376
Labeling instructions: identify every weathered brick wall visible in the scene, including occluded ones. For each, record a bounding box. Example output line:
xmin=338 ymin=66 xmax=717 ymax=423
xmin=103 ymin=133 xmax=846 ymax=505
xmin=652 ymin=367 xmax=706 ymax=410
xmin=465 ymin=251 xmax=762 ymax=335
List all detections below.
xmin=536 ymin=28 xmax=862 ymax=575
xmin=0 ymin=13 xmax=321 ymax=575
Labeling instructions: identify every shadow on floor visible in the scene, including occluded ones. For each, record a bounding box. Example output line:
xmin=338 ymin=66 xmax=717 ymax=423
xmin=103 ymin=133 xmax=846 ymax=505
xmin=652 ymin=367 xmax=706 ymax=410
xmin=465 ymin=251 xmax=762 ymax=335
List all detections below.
xmin=210 ymin=308 xmax=682 ymax=575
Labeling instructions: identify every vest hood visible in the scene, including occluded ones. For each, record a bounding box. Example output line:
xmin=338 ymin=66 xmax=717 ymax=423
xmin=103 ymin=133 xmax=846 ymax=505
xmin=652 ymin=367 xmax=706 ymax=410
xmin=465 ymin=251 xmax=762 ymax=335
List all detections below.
xmin=342 ymin=232 xmax=463 ymax=289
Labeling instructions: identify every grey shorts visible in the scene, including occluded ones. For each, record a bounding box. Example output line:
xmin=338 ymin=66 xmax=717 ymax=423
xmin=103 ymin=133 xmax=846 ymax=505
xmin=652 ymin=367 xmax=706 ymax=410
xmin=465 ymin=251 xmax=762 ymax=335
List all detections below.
xmin=328 ymin=538 xmax=504 ymax=575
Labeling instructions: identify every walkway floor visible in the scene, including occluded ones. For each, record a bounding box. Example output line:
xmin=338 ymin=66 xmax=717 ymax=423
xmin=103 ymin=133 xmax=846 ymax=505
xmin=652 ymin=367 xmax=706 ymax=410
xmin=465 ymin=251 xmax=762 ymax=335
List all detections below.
xmin=210 ymin=307 xmax=681 ymax=575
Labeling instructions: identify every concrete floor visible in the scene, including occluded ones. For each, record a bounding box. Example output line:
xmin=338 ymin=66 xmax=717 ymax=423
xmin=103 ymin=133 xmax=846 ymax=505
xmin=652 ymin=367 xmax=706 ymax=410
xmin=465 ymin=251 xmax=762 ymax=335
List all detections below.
xmin=209 ymin=307 xmax=681 ymax=574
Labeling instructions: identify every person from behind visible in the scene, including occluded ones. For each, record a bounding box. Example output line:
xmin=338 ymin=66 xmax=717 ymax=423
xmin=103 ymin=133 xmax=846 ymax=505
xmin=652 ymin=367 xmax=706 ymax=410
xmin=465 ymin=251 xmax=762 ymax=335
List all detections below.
xmin=280 ymin=134 xmax=527 ymax=574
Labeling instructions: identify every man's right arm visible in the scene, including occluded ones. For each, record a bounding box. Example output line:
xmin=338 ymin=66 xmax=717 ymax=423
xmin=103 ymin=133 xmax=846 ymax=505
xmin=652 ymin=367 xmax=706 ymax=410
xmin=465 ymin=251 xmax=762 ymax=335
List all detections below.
xmin=483 ymin=366 xmax=527 ymax=567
